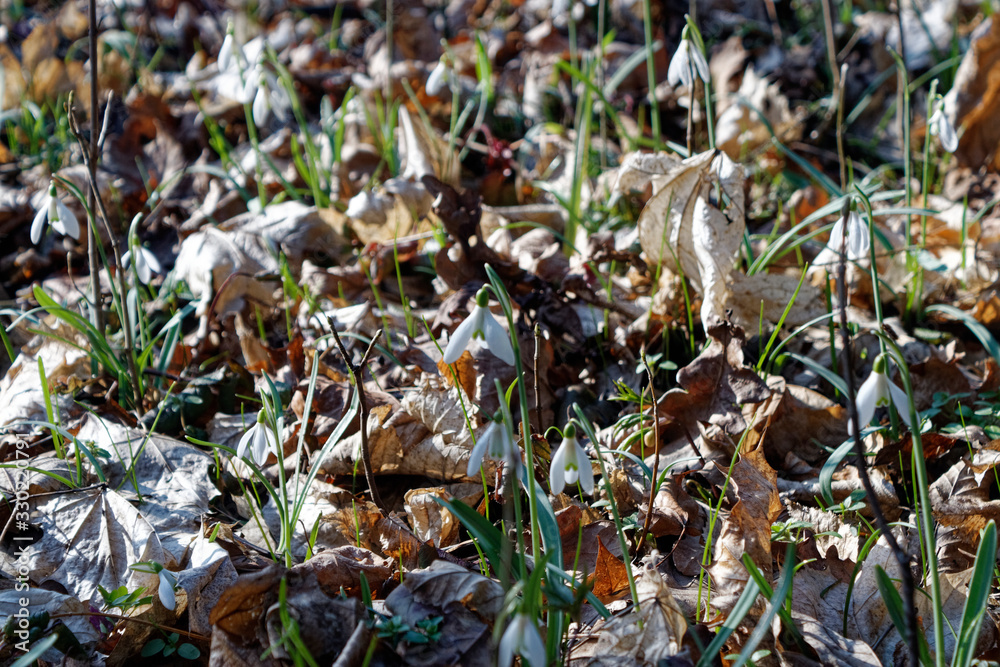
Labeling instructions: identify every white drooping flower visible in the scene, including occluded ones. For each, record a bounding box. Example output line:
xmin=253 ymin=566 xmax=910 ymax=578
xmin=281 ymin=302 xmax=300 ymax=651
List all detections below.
xmin=31 ymin=181 xmax=81 ymax=245
xmin=218 ymin=22 xmax=236 ymax=72
xmin=667 ymin=27 xmax=710 ymax=90
xmin=498 ymin=613 xmax=546 ymax=667
xmin=443 ymin=287 xmax=516 ymax=366
xmin=467 ymin=415 xmax=519 ymax=477
xmin=250 ymin=68 xmax=291 ymax=127
xmin=122 ymin=243 xmax=162 ymax=285
xmin=550 ymin=422 xmax=594 ymax=495
xmin=827 ymin=210 xmax=870 ymax=262
xmin=851 ymin=354 xmax=913 ymax=435
xmin=928 ymin=99 xmax=958 ymax=153
xmin=237 ymin=409 xmax=279 ymax=466
xmin=129 ymin=562 xmax=177 ymax=611
xmin=158 ymin=568 xmax=177 ymax=611
xmin=425 ymin=60 xmax=449 ymax=97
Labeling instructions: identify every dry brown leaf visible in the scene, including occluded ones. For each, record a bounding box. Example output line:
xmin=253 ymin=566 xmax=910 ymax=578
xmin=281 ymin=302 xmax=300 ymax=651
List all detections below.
xmin=945 ymin=16 xmax=1000 ymax=169
xmin=638 ymin=476 xmax=698 ymax=538
xmin=591 ymin=538 xmax=632 ymax=603
xmin=300 ymin=545 xmax=393 ymax=599
xmin=581 ymin=561 xmax=689 ymax=665
xmin=15 ymin=486 xmax=166 ymax=605
xmin=383 ymin=560 xmax=503 ymax=667
xmin=658 ymin=322 xmax=771 ymax=434
xmin=168 ymin=201 xmax=345 ymax=339
xmin=707 ymin=442 xmax=781 ymax=615
xmin=749 ymin=375 xmax=848 ymax=467
xmin=616 ymin=149 xmax=744 ymax=328
xmin=404 ymin=483 xmax=482 ymax=547
xmin=727 ymin=270 xmax=828 ymax=330
xmin=930 ymin=443 xmax=1000 ymax=572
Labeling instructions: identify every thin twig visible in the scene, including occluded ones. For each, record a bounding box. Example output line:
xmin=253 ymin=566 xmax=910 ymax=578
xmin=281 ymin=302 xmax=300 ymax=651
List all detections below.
xmin=327 ymin=323 xmax=387 ymax=516
xmin=67 ymin=99 xmax=143 ymax=413
xmin=836 ymin=63 xmax=849 ymax=191
xmin=87 ymin=0 xmax=103 ymax=336
xmin=48 ymin=611 xmax=209 ymax=642
xmin=633 ymin=351 xmax=663 ymax=556
xmin=835 ymin=198 xmax=919 ymax=667
xmin=533 ymin=324 xmax=542 ymax=437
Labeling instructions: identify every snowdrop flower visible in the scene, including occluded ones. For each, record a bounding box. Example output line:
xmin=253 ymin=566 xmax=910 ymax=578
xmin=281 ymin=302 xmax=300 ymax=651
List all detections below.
xmin=218 ymin=21 xmax=236 ymax=72
xmin=237 ymin=409 xmax=279 ymax=466
xmin=443 ymin=287 xmax=516 ymax=365
xmin=550 ymin=423 xmax=594 ymax=495
xmin=158 ymin=569 xmax=177 ymax=611
xmin=129 ymin=562 xmax=177 ymax=610
xmin=498 ymin=613 xmax=545 ymax=667
xmin=250 ymin=69 xmax=291 ymax=127
xmin=827 ymin=210 xmax=870 ymax=262
xmin=31 ymin=181 xmax=80 ymax=245
xmin=929 ymin=99 xmax=958 ymax=153
xmin=122 ymin=243 xmax=162 ymax=285
xmin=667 ymin=27 xmax=710 ymax=90
xmin=851 ymin=354 xmax=912 ymax=436
xmin=467 ymin=414 xmax=519 ymax=477
xmin=426 ymin=60 xmax=449 ymax=97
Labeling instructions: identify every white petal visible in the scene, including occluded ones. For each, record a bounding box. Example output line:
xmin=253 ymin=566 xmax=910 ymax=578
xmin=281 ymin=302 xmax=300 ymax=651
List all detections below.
xmin=426 ymin=61 xmax=447 ymax=97
xmin=690 ymin=43 xmax=710 ymax=83
xmin=573 ymin=440 xmax=594 ymax=494
xmin=578 ymin=451 xmax=595 ymax=495
xmin=827 ymin=216 xmax=845 ymax=254
xmin=887 ymin=381 xmax=913 ymax=427
xmin=550 ymin=441 xmax=568 ymax=495
xmin=846 ymin=212 xmax=869 ymax=260
xmin=218 ymin=34 xmax=234 ymax=72
xmin=520 ymin=618 xmax=546 ymax=667
xmin=30 ymin=203 xmax=48 ymax=244
xmin=253 ymin=85 xmax=270 ymax=127
xmin=141 ymin=246 xmax=162 ymax=275
xmin=122 ymin=249 xmax=133 ymax=270
xmin=236 ymin=426 xmax=255 ymax=460
xmin=269 ymin=80 xmax=291 ymax=122
xmin=852 ymin=372 xmax=882 ymax=435
xmin=443 ymin=310 xmax=480 ymax=364
xmin=482 ymin=311 xmax=516 ymax=365
xmin=498 ymin=617 xmax=517 ymax=667
xmin=488 ymin=423 xmax=514 ymax=461
xmin=467 ymin=426 xmax=491 ymax=477
xmin=562 ymin=438 xmax=581 ymax=485
xmin=55 ymin=201 xmax=80 ymax=240
xmin=238 ymin=71 xmax=258 ymax=105
xmin=251 ymin=424 xmax=275 ymax=465
xmin=135 ymin=248 xmax=152 ymax=284
xmin=667 ymin=42 xmax=691 ymax=88
xmin=158 ymin=571 xmax=176 ymax=610
xmin=938 ymin=114 xmax=958 ymax=153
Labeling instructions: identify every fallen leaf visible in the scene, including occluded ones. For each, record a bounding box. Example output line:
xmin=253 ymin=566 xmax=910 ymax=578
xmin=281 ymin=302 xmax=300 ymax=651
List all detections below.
xmin=658 ymin=322 xmax=771 ymax=434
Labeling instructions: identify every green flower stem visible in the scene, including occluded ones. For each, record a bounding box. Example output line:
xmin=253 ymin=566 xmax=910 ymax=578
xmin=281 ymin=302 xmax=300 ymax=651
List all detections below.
xmin=877 ymin=333 xmax=944 ymax=667
xmin=485 ymin=267 xmax=542 ymax=563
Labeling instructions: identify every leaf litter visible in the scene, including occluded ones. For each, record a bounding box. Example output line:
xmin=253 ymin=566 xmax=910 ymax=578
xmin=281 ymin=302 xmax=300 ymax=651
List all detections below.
xmin=2 ymin=0 xmax=1000 ymax=665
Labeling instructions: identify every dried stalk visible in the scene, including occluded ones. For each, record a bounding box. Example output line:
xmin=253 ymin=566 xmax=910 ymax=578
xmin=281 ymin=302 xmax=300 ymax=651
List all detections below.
xmin=328 ymin=324 xmax=387 ymax=516
xmin=835 ymin=198 xmax=919 ymax=666
xmin=49 ymin=612 xmax=208 ymax=642
xmin=533 ymin=324 xmax=542 ymax=436
xmin=67 ymin=99 xmax=143 ymax=413
xmin=633 ymin=352 xmax=662 ymax=556
xmin=87 ymin=0 xmax=103 ymax=335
